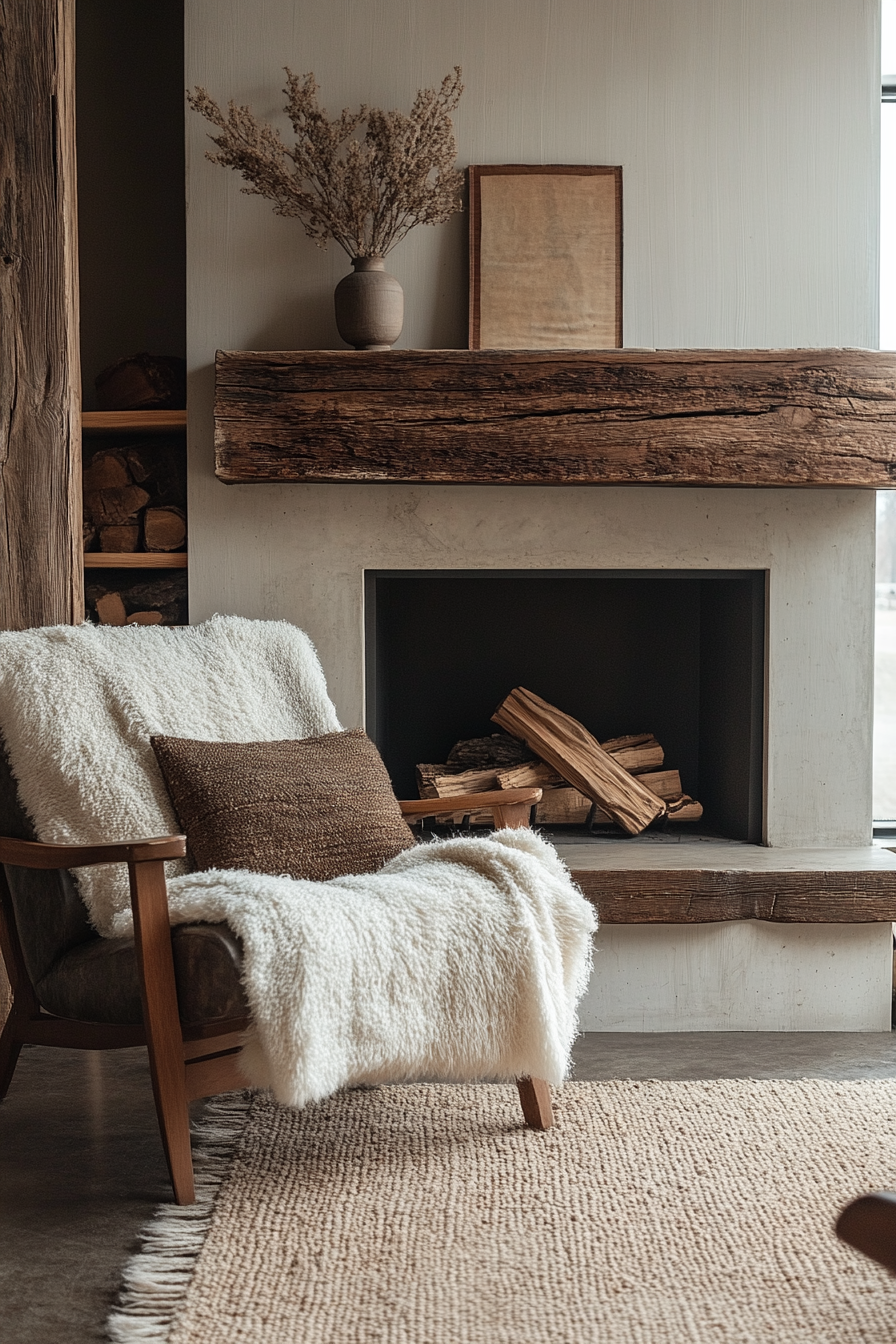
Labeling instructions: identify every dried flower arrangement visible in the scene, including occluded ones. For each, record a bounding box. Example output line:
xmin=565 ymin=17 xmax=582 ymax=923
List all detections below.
xmin=187 ymin=68 xmax=465 ymax=260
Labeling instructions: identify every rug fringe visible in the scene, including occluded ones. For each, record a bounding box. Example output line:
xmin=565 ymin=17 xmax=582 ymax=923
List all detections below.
xmin=105 ymin=1091 xmax=253 ymax=1343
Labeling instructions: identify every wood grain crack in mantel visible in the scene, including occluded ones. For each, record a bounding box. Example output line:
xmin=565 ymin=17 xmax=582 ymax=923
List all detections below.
xmin=214 ymin=349 xmax=896 ymax=486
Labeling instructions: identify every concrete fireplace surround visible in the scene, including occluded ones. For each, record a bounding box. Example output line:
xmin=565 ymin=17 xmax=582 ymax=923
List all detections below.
xmin=190 ymin=451 xmax=893 ymax=1031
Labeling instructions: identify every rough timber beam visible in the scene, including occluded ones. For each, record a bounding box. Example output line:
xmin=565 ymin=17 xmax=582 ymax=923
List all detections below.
xmin=215 ymin=348 xmax=896 ymax=488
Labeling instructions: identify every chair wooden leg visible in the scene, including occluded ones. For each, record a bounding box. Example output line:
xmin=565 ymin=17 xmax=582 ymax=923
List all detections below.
xmin=837 ymin=1192 xmax=896 ymax=1273
xmin=0 ymin=1012 xmax=22 ymax=1101
xmin=129 ymin=858 xmax=195 ymax=1204
xmin=517 ymin=1075 xmax=554 ymax=1130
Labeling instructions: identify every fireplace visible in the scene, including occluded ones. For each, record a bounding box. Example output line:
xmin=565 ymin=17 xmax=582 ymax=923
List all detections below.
xmin=202 ymin=351 xmax=896 ymax=1030
xmin=366 ymin=569 xmax=766 ymax=843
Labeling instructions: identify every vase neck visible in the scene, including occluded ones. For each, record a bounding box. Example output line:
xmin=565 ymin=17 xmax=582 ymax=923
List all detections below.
xmin=352 ymin=255 xmax=386 ymax=272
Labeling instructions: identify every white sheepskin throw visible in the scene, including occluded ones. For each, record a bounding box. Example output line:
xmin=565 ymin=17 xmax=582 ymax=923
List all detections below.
xmin=0 ymin=616 xmax=340 ymax=935
xmin=164 ymin=828 xmax=595 ymax=1105
xmin=0 ymin=617 xmax=596 ymax=1103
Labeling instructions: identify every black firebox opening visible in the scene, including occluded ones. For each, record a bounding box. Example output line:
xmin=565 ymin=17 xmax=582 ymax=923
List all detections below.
xmin=365 ymin=570 xmax=766 ymax=844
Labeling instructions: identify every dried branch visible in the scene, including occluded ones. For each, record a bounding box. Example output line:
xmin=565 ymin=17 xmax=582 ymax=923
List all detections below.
xmin=187 ymin=68 xmax=464 ymax=259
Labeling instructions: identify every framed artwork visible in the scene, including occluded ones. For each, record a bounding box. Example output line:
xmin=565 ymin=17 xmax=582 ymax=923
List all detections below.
xmin=468 ymin=165 xmax=622 ymax=350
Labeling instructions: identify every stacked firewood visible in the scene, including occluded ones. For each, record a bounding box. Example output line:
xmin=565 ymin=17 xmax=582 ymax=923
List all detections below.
xmin=85 ymin=572 xmax=188 ymax=627
xmin=416 ymin=687 xmax=702 ymax=835
xmin=83 ymin=439 xmax=186 ymax=556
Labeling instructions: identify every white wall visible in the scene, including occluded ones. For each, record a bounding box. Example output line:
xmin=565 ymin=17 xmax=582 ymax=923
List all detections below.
xmin=186 ymin=0 xmax=880 ymax=354
xmin=185 ymin=0 xmax=881 ymax=848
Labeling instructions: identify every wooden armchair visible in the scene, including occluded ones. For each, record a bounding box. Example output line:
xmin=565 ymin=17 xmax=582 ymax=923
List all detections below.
xmin=0 ymin=764 xmax=547 ymax=1206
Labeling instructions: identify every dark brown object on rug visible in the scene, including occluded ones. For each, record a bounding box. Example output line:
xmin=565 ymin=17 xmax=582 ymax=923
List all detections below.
xmin=836 ymin=1191 xmax=896 ymax=1274
xmin=150 ymin=728 xmax=416 ymax=882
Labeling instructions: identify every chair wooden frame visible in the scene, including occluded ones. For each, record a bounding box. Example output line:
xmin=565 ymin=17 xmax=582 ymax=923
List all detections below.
xmin=0 ymin=787 xmax=551 ymax=1204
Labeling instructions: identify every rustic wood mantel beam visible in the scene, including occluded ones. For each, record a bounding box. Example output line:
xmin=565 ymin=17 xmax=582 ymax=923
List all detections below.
xmin=214 ymin=348 xmax=896 ymax=488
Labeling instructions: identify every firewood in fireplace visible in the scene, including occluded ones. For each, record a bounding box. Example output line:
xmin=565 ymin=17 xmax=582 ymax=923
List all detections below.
xmin=430 ymin=767 xmax=500 ymax=797
xmin=143 ymin=506 xmax=187 ymax=552
xmin=125 ymin=611 xmax=164 ymax=626
xmin=99 ymin=524 xmax=141 ymax=552
xmin=601 ymin=733 xmax=665 ymax=774
xmin=495 ymin=760 xmax=564 ymax=790
xmin=534 ymin=788 xmax=602 ymax=825
xmin=415 ymin=764 xmax=443 ymax=799
xmin=492 ymin=687 xmax=666 ymax=835
xmin=637 ymin=769 xmax=682 ymax=800
xmin=413 ymin=764 xmax=494 ymax=825
xmin=666 ymin=794 xmax=704 ymax=821
xmin=446 ymin=734 xmax=534 ymax=771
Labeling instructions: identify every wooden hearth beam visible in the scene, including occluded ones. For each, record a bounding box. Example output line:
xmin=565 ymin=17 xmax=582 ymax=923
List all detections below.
xmin=214 ymin=348 xmax=896 ymax=487
xmin=558 ymin=842 xmax=896 ymax=923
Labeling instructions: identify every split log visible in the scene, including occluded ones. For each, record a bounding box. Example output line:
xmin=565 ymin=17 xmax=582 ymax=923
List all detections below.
xmin=99 ymin=524 xmax=140 ymax=552
xmin=637 ymin=769 xmax=682 ymax=800
xmin=126 ymin=611 xmax=163 ymax=626
xmin=446 ymin=734 xmax=533 ymax=771
xmin=496 ymin=760 xmax=563 ymax=790
xmin=430 ymin=768 xmax=500 ymax=797
xmin=492 ymin=687 xmax=666 ymax=835
xmin=83 ymin=449 xmax=131 ymax=492
xmin=602 ymin=733 xmax=664 ymax=774
xmin=143 ymin=506 xmax=186 ymax=552
xmin=534 ymin=788 xmax=597 ymax=825
xmin=666 ymin=795 xmax=704 ymax=822
xmin=415 ymin=764 xmax=443 ymax=800
xmin=125 ymin=442 xmax=187 ymax=507
xmin=86 ymin=484 xmax=151 ymax=527
xmin=415 ymin=765 xmax=502 ymax=825
xmin=95 ymin=592 xmax=126 ymax=626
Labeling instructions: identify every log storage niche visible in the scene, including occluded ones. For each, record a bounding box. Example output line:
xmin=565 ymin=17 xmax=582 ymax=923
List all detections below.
xmin=81 ymin=409 xmax=188 ymax=625
xmin=215 ymin=349 xmax=896 ymax=487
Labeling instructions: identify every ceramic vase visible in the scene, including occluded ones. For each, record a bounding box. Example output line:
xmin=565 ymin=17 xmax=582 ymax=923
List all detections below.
xmin=334 ymin=256 xmax=404 ymax=351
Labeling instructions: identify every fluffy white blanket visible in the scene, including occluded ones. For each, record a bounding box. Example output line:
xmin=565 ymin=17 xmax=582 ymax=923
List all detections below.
xmin=0 ymin=617 xmax=596 ymax=1104
xmin=0 ymin=616 xmax=340 ymax=936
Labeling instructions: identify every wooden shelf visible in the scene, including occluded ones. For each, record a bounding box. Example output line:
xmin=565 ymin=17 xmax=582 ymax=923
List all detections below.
xmin=552 ymin=838 xmax=896 ymax=923
xmin=214 ymin=348 xmax=896 ymax=487
xmin=81 ymin=409 xmax=186 ymax=433
xmin=83 ymin=553 xmax=187 ymax=568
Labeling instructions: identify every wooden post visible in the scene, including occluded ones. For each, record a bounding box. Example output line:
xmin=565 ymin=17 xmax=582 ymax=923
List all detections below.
xmin=0 ymin=0 xmax=82 ymax=631
xmin=0 ymin=0 xmax=82 ymax=1023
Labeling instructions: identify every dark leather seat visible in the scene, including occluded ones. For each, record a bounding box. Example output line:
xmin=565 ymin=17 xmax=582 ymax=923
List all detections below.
xmin=0 ymin=745 xmax=247 ymax=1027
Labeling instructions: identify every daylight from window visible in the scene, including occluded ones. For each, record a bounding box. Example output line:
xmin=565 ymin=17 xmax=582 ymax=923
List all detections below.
xmin=876 ymin=0 xmax=896 ymax=818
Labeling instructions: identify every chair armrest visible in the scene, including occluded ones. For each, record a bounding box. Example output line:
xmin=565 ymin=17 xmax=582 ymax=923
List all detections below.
xmin=399 ymin=788 xmax=542 ymax=830
xmin=0 ymin=834 xmax=187 ymax=869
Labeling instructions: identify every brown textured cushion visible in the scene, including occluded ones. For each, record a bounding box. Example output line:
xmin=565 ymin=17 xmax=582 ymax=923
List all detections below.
xmin=150 ymin=729 xmax=415 ymax=882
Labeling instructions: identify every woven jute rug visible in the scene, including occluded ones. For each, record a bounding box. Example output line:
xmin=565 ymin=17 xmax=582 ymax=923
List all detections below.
xmin=109 ymin=1079 xmax=896 ymax=1343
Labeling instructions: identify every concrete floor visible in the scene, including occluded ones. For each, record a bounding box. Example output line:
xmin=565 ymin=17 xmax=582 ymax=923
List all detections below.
xmin=3 ymin=1035 xmax=896 ymax=1343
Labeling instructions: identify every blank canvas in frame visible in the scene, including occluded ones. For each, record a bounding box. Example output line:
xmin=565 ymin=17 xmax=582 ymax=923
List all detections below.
xmin=469 ymin=166 xmax=622 ymax=350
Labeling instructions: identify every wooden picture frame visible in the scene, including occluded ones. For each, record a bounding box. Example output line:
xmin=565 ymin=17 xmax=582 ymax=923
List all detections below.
xmin=468 ymin=165 xmax=622 ymax=350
